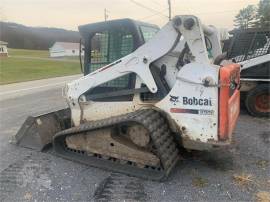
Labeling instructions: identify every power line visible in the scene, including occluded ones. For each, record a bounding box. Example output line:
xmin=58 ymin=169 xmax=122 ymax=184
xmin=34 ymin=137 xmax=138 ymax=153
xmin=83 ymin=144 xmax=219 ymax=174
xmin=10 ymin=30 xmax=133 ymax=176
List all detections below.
xmin=130 ymin=0 xmax=169 ymax=18
xmin=140 ymin=8 xmax=246 ymax=24
xmin=136 ymin=1 xmax=249 ymax=22
xmin=150 ymin=0 xmax=165 ymax=8
xmin=194 ymin=9 xmax=243 ymax=15
xmin=138 ymin=8 xmax=169 ymax=21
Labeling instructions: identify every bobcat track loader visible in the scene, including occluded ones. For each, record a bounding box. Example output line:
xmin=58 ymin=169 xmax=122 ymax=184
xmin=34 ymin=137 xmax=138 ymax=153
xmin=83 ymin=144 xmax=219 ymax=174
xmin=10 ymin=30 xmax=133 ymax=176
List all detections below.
xmin=15 ymin=15 xmax=240 ymax=180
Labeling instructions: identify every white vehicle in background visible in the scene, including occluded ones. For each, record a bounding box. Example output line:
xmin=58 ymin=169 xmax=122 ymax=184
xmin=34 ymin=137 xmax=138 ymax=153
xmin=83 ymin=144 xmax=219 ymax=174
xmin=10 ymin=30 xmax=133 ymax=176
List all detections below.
xmin=223 ymin=28 xmax=270 ymax=117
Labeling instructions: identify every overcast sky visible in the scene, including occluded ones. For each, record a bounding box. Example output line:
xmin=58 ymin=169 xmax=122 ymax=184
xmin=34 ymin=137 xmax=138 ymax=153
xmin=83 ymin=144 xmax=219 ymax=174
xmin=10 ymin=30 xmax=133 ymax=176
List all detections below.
xmin=0 ymin=0 xmax=260 ymax=31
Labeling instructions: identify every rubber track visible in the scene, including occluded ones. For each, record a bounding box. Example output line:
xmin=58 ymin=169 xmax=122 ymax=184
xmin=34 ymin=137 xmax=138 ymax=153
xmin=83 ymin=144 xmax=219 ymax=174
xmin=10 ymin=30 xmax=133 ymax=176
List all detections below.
xmin=53 ymin=109 xmax=179 ymax=181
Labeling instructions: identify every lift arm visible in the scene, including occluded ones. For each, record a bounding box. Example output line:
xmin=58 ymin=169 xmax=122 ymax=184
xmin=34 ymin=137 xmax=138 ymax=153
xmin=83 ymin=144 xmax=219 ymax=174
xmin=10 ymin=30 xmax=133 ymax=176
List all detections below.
xmin=64 ymin=15 xmax=222 ymax=125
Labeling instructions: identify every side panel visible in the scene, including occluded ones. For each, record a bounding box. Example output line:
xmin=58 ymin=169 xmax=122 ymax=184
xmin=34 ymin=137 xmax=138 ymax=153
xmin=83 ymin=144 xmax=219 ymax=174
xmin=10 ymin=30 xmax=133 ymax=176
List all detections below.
xmin=81 ymin=102 xmax=139 ymax=122
xmin=240 ymin=58 xmax=270 ymax=79
xmin=156 ymin=63 xmax=220 ymax=146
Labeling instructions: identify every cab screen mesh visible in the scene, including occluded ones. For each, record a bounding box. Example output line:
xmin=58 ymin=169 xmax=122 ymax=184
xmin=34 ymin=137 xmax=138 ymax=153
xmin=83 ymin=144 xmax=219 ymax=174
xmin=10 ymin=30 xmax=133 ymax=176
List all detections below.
xmin=227 ymin=30 xmax=270 ymax=62
xmin=90 ymin=29 xmax=134 ymax=88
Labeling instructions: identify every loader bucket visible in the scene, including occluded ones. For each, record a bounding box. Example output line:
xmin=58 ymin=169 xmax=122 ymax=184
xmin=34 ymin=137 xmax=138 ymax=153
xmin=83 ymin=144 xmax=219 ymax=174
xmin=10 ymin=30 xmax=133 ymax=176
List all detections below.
xmin=14 ymin=108 xmax=71 ymax=151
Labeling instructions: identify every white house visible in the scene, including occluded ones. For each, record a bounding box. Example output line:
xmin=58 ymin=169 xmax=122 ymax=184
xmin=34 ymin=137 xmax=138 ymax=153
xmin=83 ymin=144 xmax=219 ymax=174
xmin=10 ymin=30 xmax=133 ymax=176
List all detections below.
xmin=0 ymin=41 xmax=8 ymax=57
xmin=49 ymin=42 xmax=84 ymax=57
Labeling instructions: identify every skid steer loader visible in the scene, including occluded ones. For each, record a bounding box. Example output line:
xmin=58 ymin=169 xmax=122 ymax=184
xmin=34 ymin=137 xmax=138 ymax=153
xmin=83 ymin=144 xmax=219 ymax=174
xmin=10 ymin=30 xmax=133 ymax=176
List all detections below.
xmin=223 ymin=28 xmax=270 ymax=117
xmin=15 ymin=15 xmax=240 ymax=180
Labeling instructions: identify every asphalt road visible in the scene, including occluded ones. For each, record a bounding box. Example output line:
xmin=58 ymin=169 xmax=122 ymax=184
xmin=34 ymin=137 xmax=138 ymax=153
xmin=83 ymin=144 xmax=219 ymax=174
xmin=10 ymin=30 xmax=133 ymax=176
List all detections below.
xmin=0 ymin=77 xmax=269 ymax=202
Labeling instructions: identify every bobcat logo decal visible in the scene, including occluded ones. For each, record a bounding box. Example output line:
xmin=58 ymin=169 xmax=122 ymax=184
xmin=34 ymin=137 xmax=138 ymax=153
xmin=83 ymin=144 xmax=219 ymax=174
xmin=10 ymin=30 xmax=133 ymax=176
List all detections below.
xmin=169 ymin=95 xmax=179 ymax=105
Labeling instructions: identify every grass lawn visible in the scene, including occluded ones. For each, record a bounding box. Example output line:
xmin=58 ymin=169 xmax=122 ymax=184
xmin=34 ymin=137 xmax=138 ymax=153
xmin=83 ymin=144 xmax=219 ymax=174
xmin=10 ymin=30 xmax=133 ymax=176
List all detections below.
xmin=8 ymin=48 xmax=79 ymax=61
xmin=0 ymin=49 xmax=81 ymax=84
xmin=8 ymin=48 xmax=49 ymax=58
xmin=0 ymin=57 xmax=81 ymax=84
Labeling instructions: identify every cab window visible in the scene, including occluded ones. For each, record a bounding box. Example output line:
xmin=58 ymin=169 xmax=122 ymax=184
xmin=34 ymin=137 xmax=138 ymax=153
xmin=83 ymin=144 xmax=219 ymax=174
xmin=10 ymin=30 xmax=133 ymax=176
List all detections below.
xmin=140 ymin=26 xmax=159 ymax=42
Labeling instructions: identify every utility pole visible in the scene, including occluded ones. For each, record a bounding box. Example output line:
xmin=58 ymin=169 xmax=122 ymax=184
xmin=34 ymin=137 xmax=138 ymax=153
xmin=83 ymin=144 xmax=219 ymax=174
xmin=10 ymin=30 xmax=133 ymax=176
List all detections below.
xmin=104 ymin=8 xmax=109 ymax=21
xmin=168 ymin=0 xmax=171 ymax=21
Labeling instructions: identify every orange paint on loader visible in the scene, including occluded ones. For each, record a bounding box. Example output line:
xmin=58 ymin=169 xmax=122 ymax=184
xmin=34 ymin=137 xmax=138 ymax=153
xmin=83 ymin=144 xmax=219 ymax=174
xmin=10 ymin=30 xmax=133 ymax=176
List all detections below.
xmin=219 ymin=64 xmax=241 ymax=141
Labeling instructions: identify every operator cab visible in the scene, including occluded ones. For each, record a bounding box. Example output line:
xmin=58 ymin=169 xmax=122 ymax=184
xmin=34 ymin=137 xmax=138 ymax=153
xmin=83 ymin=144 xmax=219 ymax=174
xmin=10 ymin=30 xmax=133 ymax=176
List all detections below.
xmin=79 ymin=18 xmax=159 ymax=75
xmin=78 ymin=18 xmax=160 ymax=101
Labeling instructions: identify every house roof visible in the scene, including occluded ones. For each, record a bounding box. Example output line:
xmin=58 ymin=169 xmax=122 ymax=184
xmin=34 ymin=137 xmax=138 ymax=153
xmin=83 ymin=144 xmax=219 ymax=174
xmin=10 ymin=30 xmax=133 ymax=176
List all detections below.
xmin=52 ymin=42 xmax=80 ymax=50
xmin=0 ymin=41 xmax=8 ymax=45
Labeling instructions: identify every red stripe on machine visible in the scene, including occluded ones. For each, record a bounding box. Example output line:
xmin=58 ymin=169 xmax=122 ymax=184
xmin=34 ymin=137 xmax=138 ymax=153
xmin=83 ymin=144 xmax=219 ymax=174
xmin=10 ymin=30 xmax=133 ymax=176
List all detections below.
xmin=170 ymin=108 xmax=199 ymax=114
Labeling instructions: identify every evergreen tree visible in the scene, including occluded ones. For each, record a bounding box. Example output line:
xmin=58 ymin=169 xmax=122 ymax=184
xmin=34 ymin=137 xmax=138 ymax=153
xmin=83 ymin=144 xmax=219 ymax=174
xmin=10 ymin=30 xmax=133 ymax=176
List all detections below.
xmin=234 ymin=5 xmax=256 ymax=29
xmin=254 ymin=0 xmax=270 ymax=28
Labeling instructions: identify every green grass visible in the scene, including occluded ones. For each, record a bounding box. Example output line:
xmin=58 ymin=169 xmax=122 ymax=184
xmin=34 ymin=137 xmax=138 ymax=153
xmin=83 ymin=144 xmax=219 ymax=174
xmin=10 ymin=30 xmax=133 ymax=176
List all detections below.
xmin=8 ymin=48 xmax=49 ymax=58
xmin=0 ymin=50 xmax=81 ymax=84
xmin=8 ymin=48 xmax=79 ymax=61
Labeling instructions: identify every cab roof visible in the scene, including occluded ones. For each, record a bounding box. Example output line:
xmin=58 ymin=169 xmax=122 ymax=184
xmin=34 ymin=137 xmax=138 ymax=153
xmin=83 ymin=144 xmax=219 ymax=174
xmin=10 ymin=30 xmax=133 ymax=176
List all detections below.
xmin=78 ymin=18 xmax=159 ymax=37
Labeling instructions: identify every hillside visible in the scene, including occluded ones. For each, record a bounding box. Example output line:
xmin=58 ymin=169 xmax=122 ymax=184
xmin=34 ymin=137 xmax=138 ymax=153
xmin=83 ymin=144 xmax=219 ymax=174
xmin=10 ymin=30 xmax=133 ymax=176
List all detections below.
xmin=0 ymin=22 xmax=80 ymax=50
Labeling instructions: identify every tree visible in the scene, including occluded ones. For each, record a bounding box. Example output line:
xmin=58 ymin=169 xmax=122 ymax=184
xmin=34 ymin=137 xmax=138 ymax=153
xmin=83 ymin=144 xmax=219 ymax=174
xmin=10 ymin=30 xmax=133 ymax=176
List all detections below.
xmin=254 ymin=0 xmax=270 ymax=28
xmin=234 ymin=5 xmax=256 ymax=29
xmin=219 ymin=28 xmax=229 ymax=41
